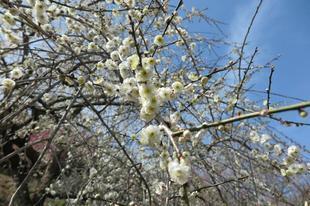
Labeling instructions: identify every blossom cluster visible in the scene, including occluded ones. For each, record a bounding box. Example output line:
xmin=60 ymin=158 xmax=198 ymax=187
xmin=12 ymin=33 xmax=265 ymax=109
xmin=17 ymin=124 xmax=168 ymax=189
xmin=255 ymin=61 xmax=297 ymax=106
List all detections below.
xmin=0 ymin=0 xmax=309 ymax=205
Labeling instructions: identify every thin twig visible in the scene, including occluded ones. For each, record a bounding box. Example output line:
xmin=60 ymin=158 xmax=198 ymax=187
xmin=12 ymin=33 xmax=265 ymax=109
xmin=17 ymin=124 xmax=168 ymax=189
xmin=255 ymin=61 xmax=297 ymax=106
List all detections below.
xmin=266 ymin=66 xmax=275 ymax=109
xmin=237 ymin=0 xmax=263 ymax=80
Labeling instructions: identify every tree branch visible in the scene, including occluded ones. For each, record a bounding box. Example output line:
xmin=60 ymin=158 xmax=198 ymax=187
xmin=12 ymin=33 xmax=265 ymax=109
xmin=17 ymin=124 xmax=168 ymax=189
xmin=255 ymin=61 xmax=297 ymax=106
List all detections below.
xmin=173 ymin=101 xmax=310 ymax=136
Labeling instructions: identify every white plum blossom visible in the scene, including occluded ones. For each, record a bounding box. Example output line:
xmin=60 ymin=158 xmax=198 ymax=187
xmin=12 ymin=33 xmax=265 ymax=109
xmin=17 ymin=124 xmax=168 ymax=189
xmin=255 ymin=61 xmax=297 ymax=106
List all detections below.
xmin=127 ymin=54 xmax=140 ymax=70
xmin=3 ymin=11 xmax=16 ymax=26
xmin=5 ymin=31 xmax=21 ymax=45
xmin=213 ymin=94 xmax=220 ymax=103
xmin=288 ymin=163 xmax=306 ymax=174
xmin=141 ymin=101 xmax=159 ymax=116
xmin=139 ymin=84 xmax=154 ymax=99
xmin=102 ymin=82 xmax=116 ymax=96
xmin=10 ymin=68 xmax=24 ymax=79
xmin=135 ymin=67 xmax=153 ymax=82
xmin=106 ymin=38 xmax=119 ymax=52
xmin=119 ymin=62 xmax=131 ymax=78
xmin=181 ymin=151 xmax=191 ymax=166
xmin=142 ymin=57 xmax=156 ymax=68
xmin=288 ymin=145 xmax=300 ymax=158
xmin=110 ymin=51 xmax=120 ymax=61
xmin=172 ymin=81 xmax=184 ymax=93
xmin=158 ymin=87 xmax=173 ymax=102
xmin=121 ymin=78 xmax=137 ymax=93
xmin=299 ymin=110 xmax=308 ymax=118
xmin=87 ymin=42 xmax=98 ymax=51
xmin=34 ymin=0 xmax=48 ymax=24
xmin=190 ymin=42 xmax=196 ymax=50
xmin=168 ymin=159 xmax=191 ymax=185
xmin=0 ymin=1 xmax=308 ymax=204
xmin=122 ymin=36 xmax=134 ymax=47
xmin=140 ymin=109 xmax=156 ymax=122
xmin=2 ymin=78 xmax=16 ymax=92
xmin=283 ymin=163 xmax=306 ymax=176
xmin=154 ymin=35 xmax=165 ymax=46
xmin=159 ymin=151 xmax=170 ymax=170
xmin=96 ymin=61 xmax=105 ymax=69
xmin=105 ymin=59 xmax=118 ymax=70
xmin=280 ymin=169 xmax=287 ymax=177
xmin=273 ymin=144 xmax=282 ymax=156
xmin=118 ymin=45 xmax=130 ymax=58
xmin=140 ymin=125 xmax=161 ymax=146
xmin=200 ymin=77 xmax=209 ymax=87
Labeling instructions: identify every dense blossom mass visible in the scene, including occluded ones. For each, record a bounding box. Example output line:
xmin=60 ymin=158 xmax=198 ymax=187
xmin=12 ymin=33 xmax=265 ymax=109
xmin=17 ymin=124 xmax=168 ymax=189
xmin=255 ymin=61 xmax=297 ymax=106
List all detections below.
xmin=0 ymin=0 xmax=309 ymax=205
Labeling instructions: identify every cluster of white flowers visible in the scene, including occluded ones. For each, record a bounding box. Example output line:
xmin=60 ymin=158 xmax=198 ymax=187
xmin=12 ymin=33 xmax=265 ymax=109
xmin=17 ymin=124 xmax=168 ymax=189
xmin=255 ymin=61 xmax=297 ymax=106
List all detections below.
xmin=280 ymin=145 xmax=304 ymax=176
xmin=287 ymin=145 xmax=300 ymax=158
xmin=87 ymin=42 xmax=98 ymax=52
xmin=281 ymin=163 xmax=306 ymax=177
xmin=159 ymin=150 xmax=170 ymax=170
xmin=0 ymin=1 xmax=308 ymax=204
xmin=138 ymin=77 xmax=183 ymax=121
xmin=10 ymin=67 xmax=24 ymax=79
xmin=168 ymin=156 xmax=191 ymax=185
xmin=172 ymin=81 xmax=184 ymax=94
xmin=3 ymin=11 xmax=16 ymax=26
xmin=2 ymin=29 xmax=21 ymax=45
xmin=248 ymin=132 xmax=306 ymax=177
xmin=34 ymin=0 xmax=48 ymax=24
xmin=139 ymin=89 xmax=159 ymax=121
xmin=105 ymin=59 xmax=118 ymax=70
xmin=154 ymin=35 xmax=165 ymax=46
xmin=2 ymin=78 xmax=16 ymax=92
xmin=135 ymin=55 xmax=160 ymax=121
xmin=249 ymin=132 xmax=278 ymax=153
xmin=106 ymin=37 xmax=122 ymax=52
xmin=140 ymin=125 xmax=161 ymax=146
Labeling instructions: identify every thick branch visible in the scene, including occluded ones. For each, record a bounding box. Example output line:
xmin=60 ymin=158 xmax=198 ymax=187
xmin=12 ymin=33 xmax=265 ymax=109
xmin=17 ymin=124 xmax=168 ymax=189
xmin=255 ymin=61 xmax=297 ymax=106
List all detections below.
xmin=173 ymin=101 xmax=310 ymax=136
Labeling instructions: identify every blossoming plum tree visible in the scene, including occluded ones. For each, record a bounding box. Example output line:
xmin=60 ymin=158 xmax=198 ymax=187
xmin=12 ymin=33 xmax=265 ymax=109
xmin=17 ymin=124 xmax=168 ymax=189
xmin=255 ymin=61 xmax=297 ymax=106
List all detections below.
xmin=0 ymin=0 xmax=309 ymax=205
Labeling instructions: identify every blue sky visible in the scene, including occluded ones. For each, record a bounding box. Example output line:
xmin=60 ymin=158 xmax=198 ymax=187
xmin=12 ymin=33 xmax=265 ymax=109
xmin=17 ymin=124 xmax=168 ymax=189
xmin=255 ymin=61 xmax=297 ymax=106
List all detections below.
xmin=183 ymin=0 xmax=310 ymax=147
